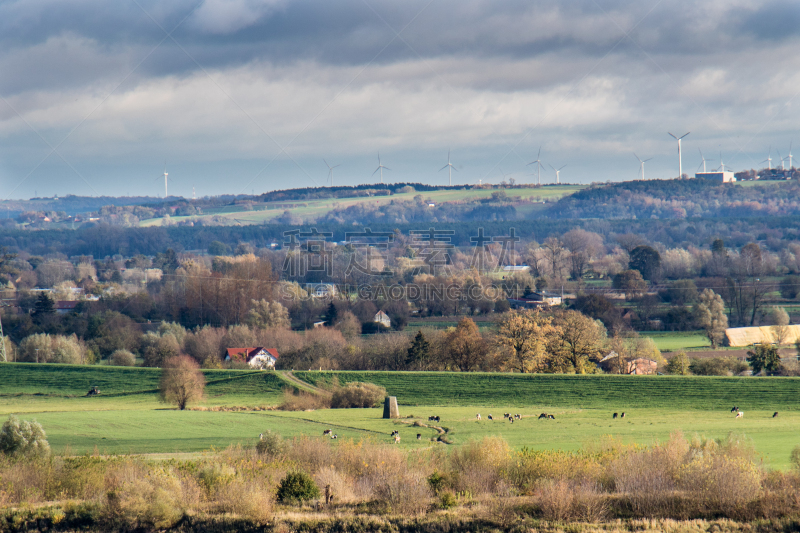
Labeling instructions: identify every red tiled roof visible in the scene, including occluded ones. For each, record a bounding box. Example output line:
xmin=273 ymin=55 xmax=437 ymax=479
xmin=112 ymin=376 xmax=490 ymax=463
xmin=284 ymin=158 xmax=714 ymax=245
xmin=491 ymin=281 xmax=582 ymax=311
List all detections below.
xmin=225 ymin=347 xmax=279 ymax=362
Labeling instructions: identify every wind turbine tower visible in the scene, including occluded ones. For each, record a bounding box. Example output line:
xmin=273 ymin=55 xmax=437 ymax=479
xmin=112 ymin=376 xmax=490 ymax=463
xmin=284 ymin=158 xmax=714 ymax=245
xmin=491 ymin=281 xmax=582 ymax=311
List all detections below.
xmin=778 ymin=150 xmax=786 ymax=171
xmin=439 ymin=150 xmax=457 ymax=185
xmin=698 ymin=149 xmax=713 ymax=172
xmin=154 ymin=164 xmax=171 ymax=198
xmin=324 ymin=159 xmax=341 ymax=186
xmin=668 ymin=132 xmax=690 ymax=178
xmin=760 ymin=147 xmax=773 ymax=170
xmin=634 ymin=153 xmax=653 ymax=180
xmin=372 ymin=153 xmax=390 ymax=184
xmin=526 ymin=147 xmax=544 ymax=185
xmin=788 ymin=142 xmax=794 ymax=169
xmin=549 ymin=164 xmax=566 ymax=184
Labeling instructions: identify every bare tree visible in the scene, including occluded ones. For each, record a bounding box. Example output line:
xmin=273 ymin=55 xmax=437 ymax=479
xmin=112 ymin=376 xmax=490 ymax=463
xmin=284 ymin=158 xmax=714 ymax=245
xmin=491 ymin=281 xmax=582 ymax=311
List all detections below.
xmin=562 ymin=229 xmax=603 ymax=280
xmin=542 ymin=237 xmax=567 ymax=282
xmin=694 ymin=289 xmax=728 ymax=348
xmin=159 ymin=355 xmax=206 ymax=410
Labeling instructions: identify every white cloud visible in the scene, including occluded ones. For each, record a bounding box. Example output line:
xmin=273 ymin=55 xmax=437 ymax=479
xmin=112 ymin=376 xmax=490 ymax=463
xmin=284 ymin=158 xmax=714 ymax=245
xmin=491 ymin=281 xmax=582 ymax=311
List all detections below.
xmin=189 ymin=0 xmax=285 ymax=34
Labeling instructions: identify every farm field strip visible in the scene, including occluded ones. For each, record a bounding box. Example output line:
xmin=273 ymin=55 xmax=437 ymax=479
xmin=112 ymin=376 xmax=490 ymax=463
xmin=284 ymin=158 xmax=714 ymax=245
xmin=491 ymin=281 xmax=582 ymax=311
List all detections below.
xmin=139 ymin=185 xmax=584 ymax=226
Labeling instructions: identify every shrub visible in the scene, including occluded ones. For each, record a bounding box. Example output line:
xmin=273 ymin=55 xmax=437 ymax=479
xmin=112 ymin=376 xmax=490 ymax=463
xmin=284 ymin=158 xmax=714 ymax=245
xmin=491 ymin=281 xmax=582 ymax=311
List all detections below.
xmin=791 ymin=445 xmax=800 ymax=471
xmin=255 ymin=430 xmax=286 ymax=458
xmin=277 ymin=388 xmax=331 ymax=411
xmin=689 ymin=356 xmax=748 ymax=376
xmin=109 ymin=349 xmax=136 ymax=366
xmin=0 ymin=415 xmax=50 ymax=458
xmin=276 ymin=471 xmax=320 ymax=503
xmin=330 ymin=382 xmax=386 ymax=408
xmin=666 ymin=352 xmax=691 ymax=375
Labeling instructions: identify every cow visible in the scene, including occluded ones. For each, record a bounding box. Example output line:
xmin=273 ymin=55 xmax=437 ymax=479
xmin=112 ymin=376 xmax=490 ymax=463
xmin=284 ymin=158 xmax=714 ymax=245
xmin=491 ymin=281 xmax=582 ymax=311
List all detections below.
xmin=773 ymin=412 xmax=779 ymax=418
xmin=613 ymin=412 xmax=618 ymax=419
xmin=730 ymin=406 xmax=738 ymax=413
xmin=487 ymin=414 xmax=493 ymax=421
xmin=538 ymin=413 xmax=548 ymax=419
xmin=735 ymin=411 xmax=744 ymax=419
xmin=417 ymin=433 xmax=422 ymax=440
xmin=323 ymin=429 xmax=332 ymax=435
xmin=476 ymin=413 xmax=481 ymax=420
xmin=621 ymin=412 xmax=626 ymax=418
xmin=394 ymin=434 xmax=400 ymax=443
xmin=548 ymin=414 xmax=555 ymax=420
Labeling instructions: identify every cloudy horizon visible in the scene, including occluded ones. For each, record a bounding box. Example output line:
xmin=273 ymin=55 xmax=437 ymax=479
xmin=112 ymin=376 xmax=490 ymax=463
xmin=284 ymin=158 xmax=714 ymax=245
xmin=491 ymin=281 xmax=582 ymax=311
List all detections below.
xmin=0 ymin=0 xmax=798 ymax=199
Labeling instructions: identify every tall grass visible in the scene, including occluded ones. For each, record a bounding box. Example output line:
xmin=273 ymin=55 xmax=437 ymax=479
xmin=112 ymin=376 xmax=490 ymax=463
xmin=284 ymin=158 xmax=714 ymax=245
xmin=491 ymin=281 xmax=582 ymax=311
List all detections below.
xmin=1 ymin=432 xmax=799 ymax=526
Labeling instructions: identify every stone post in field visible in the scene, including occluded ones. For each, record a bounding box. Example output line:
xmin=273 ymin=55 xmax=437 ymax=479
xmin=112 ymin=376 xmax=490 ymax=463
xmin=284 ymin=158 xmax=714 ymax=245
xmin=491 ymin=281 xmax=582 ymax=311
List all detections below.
xmin=383 ymin=396 xmax=399 ymax=419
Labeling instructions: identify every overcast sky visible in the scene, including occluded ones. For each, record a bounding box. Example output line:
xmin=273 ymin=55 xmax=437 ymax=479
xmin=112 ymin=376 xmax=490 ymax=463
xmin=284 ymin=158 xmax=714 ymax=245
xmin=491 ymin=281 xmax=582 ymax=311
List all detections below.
xmin=0 ymin=0 xmax=798 ymax=199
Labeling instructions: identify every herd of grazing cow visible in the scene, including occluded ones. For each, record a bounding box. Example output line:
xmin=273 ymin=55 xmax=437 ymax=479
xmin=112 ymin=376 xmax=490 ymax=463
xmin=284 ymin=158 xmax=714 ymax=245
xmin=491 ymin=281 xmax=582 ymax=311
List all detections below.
xmin=306 ymin=406 xmax=782 ymax=445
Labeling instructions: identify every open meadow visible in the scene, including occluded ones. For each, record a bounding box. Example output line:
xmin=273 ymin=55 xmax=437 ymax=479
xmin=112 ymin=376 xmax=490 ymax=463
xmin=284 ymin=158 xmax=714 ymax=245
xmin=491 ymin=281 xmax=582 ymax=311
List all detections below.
xmin=1 ymin=364 xmax=799 ymax=468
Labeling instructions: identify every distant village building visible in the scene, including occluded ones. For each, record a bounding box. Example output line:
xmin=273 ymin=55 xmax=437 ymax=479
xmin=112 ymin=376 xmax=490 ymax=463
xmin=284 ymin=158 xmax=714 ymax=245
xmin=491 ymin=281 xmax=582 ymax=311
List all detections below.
xmin=502 ymin=265 xmax=530 ymax=273
xmin=696 ymin=171 xmax=736 ymax=183
xmin=507 ymin=291 xmax=562 ymax=309
xmin=224 ymin=347 xmax=278 ymax=369
xmin=306 ymin=283 xmax=337 ymax=298
xmin=55 ymin=301 xmax=78 ymax=314
xmin=373 ymin=310 xmax=391 ymax=328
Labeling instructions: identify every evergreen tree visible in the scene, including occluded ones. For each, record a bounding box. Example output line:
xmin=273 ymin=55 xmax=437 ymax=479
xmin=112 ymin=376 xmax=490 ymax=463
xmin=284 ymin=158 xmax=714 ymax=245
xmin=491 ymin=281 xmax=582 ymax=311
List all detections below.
xmin=406 ymin=330 xmax=430 ymax=368
xmin=33 ymin=293 xmax=54 ymax=317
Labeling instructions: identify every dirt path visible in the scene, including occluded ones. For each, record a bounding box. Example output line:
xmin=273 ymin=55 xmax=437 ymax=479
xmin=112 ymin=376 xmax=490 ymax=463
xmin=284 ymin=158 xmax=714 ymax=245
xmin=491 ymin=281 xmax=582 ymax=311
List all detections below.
xmin=275 ymin=371 xmax=326 ymax=394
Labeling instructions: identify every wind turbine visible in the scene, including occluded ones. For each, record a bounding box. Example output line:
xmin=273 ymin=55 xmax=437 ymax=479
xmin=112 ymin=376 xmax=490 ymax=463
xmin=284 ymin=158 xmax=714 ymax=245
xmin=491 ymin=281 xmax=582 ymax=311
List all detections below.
xmin=634 ymin=153 xmax=653 ymax=180
xmin=788 ymin=142 xmax=794 ymax=169
xmin=439 ymin=150 xmax=457 ymax=185
xmin=549 ymin=164 xmax=566 ymax=184
xmin=698 ymin=149 xmax=714 ymax=172
xmin=372 ymin=153 xmax=390 ymax=184
xmin=526 ymin=147 xmax=544 ymax=186
xmin=155 ymin=163 xmax=171 ymax=198
xmin=668 ymin=132 xmax=690 ymax=178
xmin=760 ymin=147 xmax=772 ymax=170
xmin=716 ymin=151 xmax=730 ymax=172
xmin=323 ymin=159 xmax=341 ymax=186
xmin=778 ymin=150 xmax=786 ymax=171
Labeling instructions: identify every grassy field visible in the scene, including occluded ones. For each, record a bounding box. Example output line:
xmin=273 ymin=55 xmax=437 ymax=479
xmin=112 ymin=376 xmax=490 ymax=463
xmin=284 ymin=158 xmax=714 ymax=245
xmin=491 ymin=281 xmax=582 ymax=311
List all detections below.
xmin=139 ymin=185 xmax=583 ymax=226
xmin=1 ymin=364 xmax=799 ymax=467
xmin=641 ymin=331 xmax=712 ymax=351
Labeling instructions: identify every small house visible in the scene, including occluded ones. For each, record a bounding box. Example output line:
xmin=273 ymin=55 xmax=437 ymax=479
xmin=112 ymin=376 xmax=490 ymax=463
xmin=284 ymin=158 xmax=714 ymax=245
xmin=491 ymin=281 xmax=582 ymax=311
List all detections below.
xmin=373 ymin=310 xmax=391 ymax=328
xmin=224 ymin=347 xmax=279 ymax=369
xmin=306 ymin=283 xmax=337 ymax=298
xmin=527 ymin=291 xmax=562 ymax=306
xmin=55 ymin=301 xmax=78 ymax=314
xmin=627 ymin=358 xmax=658 ymax=375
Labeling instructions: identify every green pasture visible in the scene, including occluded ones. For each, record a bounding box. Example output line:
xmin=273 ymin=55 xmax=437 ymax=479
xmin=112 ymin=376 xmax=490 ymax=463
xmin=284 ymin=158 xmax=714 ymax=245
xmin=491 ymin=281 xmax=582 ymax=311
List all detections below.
xmin=139 ymin=185 xmax=583 ymax=227
xmin=1 ymin=365 xmax=799 ymax=467
xmin=640 ymin=331 xmax=712 ymax=351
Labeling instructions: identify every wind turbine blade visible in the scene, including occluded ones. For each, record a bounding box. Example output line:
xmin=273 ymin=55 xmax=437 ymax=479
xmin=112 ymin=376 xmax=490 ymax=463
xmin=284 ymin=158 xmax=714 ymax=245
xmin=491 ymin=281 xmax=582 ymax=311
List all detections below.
xmin=668 ymin=132 xmax=677 ymax=140
xmin=537 ymin=147 xmax=541 ymax=159
xmin=333 ymin=164 xmax=341 ymax=169
xmin=372 ymin=168 xmax=381 ymax=176
xmin=439 ymin=165 xmax=449 ymax=172
xmin=559 ymin=165 xmax=567 ymax=170
xmin=634 ymin=153 xmax=642 ymax=163
xmin=549 ymin=164 xmax=556 ymax=171
xmin=680 ymin=132 xmax=690 ymax=139
xmin=452 ymin=165 xmax=458 ymax=172
xmin=644 ymin=158 xmax=653 ymax=162
xmin=384 ymin=166 xmax=391 ymax=171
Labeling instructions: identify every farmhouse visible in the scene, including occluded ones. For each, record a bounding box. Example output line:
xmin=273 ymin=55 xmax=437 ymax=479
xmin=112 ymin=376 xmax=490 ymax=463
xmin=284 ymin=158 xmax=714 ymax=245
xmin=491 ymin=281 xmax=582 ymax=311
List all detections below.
xmin=696 ymin=171 xmax=736 ymax=183
xmin=224 ymin=347 xmax=279 ymax=369
xmin=373 ymin=310 xmax=391 ymax=328
xmin=627 ymin=358 xmax=658 ymax=375
xmin=306 ymin=283 xmax=337 ymax=298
